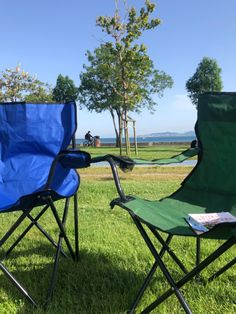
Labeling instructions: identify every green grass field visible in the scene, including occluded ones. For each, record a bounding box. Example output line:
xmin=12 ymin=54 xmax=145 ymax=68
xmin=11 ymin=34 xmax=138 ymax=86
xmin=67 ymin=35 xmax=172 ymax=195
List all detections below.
xmin=0 ymin=145 xmax=235 ymax=313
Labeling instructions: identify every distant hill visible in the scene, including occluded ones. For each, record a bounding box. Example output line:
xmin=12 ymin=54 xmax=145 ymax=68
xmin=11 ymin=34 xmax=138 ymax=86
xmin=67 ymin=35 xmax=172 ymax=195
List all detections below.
xmin=138 ymin=131 xmax=195 ymax=138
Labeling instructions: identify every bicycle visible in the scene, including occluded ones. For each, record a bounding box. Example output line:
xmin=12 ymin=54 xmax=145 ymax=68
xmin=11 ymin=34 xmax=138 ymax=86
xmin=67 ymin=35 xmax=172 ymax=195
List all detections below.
xmin=83 ymin=138 xmax=95 ymax=147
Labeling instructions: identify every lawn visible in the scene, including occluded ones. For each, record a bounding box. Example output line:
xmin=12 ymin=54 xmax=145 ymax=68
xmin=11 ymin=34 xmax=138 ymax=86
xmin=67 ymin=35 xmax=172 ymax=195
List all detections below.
xmin=0 ymin=145 xmax=235 ymax=314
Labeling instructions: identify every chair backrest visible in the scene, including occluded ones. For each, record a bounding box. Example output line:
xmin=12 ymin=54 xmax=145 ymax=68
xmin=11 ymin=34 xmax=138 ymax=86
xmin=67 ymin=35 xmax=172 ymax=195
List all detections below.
xmin=0 ymin=102 xmax=77 ymax=210
xmin=0 ymin=102 xmax=76 ymax=160
xmin=183 ymin=93 xmax=236 ymax=196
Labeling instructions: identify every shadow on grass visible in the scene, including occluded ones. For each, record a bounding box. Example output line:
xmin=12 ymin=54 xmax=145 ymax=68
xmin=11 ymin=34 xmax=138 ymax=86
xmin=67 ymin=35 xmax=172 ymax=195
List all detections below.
xmin=0 ymin=243 xmax=148 ymax=314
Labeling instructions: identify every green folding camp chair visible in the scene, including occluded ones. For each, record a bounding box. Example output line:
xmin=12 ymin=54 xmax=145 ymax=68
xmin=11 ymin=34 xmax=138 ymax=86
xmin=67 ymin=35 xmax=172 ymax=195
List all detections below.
xmin=92 ymin=92 xmax=236 ymax=313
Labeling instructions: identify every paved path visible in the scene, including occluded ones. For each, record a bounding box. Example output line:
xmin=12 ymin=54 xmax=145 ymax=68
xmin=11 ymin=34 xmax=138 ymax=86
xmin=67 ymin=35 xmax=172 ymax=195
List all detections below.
xmin=91 ymin=159 xmax=197 ymax=167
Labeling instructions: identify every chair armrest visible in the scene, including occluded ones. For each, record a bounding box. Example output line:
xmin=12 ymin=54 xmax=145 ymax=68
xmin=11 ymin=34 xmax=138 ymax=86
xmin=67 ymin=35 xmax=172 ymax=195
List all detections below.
xmin=59 ymin=150 xmax=91 ymax=169
xmin=138 ymin=147 xmax=200 ymax=165
xmin=91 ymin=155 xmax=135 ymax=172
xmin=91 ymin=147 xmax=200 ymax=170
xmin=45 ymin=150 xmax=91 ymax=190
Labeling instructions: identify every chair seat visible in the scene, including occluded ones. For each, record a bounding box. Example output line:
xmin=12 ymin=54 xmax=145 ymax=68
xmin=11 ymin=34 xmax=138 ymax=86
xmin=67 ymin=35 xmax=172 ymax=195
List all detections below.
xmin=0 ymin=162 xmax=79 ymax=212
xmin=121 ymin=187 xmax=236 ymax=239
xmin=0 ymin=192 xmax=15 ymax=211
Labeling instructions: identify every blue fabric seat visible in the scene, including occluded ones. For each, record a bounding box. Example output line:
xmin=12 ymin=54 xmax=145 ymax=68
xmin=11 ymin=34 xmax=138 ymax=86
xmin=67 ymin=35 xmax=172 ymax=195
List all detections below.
xmin=0 ymin=191 xmax=14 ymax=210
xmin=0 ymin=153 xmax=79 ymax=212
xmin=0 ymin=101 xmax=90 ymax=306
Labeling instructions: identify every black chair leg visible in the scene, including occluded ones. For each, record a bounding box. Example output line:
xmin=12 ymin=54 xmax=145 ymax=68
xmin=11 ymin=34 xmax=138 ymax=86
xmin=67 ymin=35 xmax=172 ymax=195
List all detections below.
xmin=3 ymin=205 xmax=68 ymax=260
xmin=196 ymin=237 xmax=201 ymax=266
xmin=45 ymin=198 xmax=71 ymax=304
xmin=133 ymin=217 xmax=192 ymax=314
xmin=128 ymin=234 xmax=174 ymax=313
xmin=73 ymin=193 xmax=79 ymax=261
xmin=141 ymin=236 xmax=236 ymax=313
xmin=151 ymin=229 xmax=188 ymax=274
xmin=48 ymin=197 xmax=75 ymax=260
xmin=0 ymin=262 xmax=37 ymax=307
xmin=128 ymin=261 xmax=158 ymax=314
xmin=208 ymin=257 xmax=236 ymax=282
xmin=0 ymin=208 xmax=33 ymax=247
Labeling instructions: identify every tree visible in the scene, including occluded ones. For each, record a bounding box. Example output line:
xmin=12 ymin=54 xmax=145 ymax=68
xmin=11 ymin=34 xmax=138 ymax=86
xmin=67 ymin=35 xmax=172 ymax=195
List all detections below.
xmin=25 ymin=84 xmax=54 ymax=103
xmin=186 ymin=57 xmax=223 ymax=107
xmin=0 ymin=64 xmax=45 ymax=102
xmin=79 ymin=0 xmax=173 ymax=155
xmin=53 ymin=74 xmax=79 ymax=103
xmin=79 ymin=44 xmax=125 ymax=147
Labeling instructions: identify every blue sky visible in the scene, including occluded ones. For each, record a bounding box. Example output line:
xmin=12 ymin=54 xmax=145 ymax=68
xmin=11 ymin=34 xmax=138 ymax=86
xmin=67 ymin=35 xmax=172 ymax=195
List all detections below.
xmin=1 ymin=0 xmax=236 ymax=137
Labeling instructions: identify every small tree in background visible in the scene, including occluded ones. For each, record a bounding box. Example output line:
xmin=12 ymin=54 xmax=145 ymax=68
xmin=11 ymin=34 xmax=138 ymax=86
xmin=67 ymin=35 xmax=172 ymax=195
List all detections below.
xmin=25 ymin=83 xmax=54 ymax=103
xmin=186 ymin=57 xmax=223 ymax=107
xmin=0 ymin=64 xmax=44 ymax=102
xmin=53 ymin=74 xmax=79 ymax=103
xmin=79 ymin=44 xmax=122 ymax=147
xmin=79 ymin=0 xmax=173 ymax=155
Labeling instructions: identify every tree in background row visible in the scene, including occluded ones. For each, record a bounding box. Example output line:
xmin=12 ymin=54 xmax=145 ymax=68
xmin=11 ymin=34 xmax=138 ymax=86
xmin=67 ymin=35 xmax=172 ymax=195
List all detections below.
xmin=53 ymin=74 xmax=79 ymax=103
xmin=79 ymin=0 xmax=173 ymax=155
xmin=186 ymin=57 xmax=223 ymax=107
xmin=25 ymin=84 xmax=54 ymax=103
xmin=0 ymin=66 xmax=79 ymax=103
xmin=0 ymin=64 xmax=50 ymax=102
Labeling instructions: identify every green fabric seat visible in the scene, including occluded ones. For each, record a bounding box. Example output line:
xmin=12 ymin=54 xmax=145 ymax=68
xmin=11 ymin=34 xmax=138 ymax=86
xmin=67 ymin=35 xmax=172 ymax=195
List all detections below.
xmin=122 ymin=190 xmax=236 ymax=239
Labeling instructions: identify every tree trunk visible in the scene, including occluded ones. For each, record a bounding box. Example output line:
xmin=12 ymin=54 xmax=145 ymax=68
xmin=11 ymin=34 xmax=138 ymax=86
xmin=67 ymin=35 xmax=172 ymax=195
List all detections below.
xmin=124 ymin=110 xmax=130 ymax=156
xmin=109 ymin=109 xmax=119 ymax=147
xmin=133 ymin=120 xmax=138 ymax=156
xmin=118 ymin=112 xmax=123 ymax=155
xmin=117 ymin=49 xmax=130 ymax=156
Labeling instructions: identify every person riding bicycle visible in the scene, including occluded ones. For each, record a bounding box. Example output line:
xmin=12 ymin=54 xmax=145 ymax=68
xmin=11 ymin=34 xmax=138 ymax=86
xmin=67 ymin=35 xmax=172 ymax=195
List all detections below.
xmin=84 ymin=131 xmax=94 ymax=145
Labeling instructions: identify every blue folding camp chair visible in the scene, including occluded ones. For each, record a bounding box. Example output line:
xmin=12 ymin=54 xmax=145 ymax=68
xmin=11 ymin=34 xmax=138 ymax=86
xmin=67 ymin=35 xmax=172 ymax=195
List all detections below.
xmin=0 ymin=102 xmax=90 ymax=306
